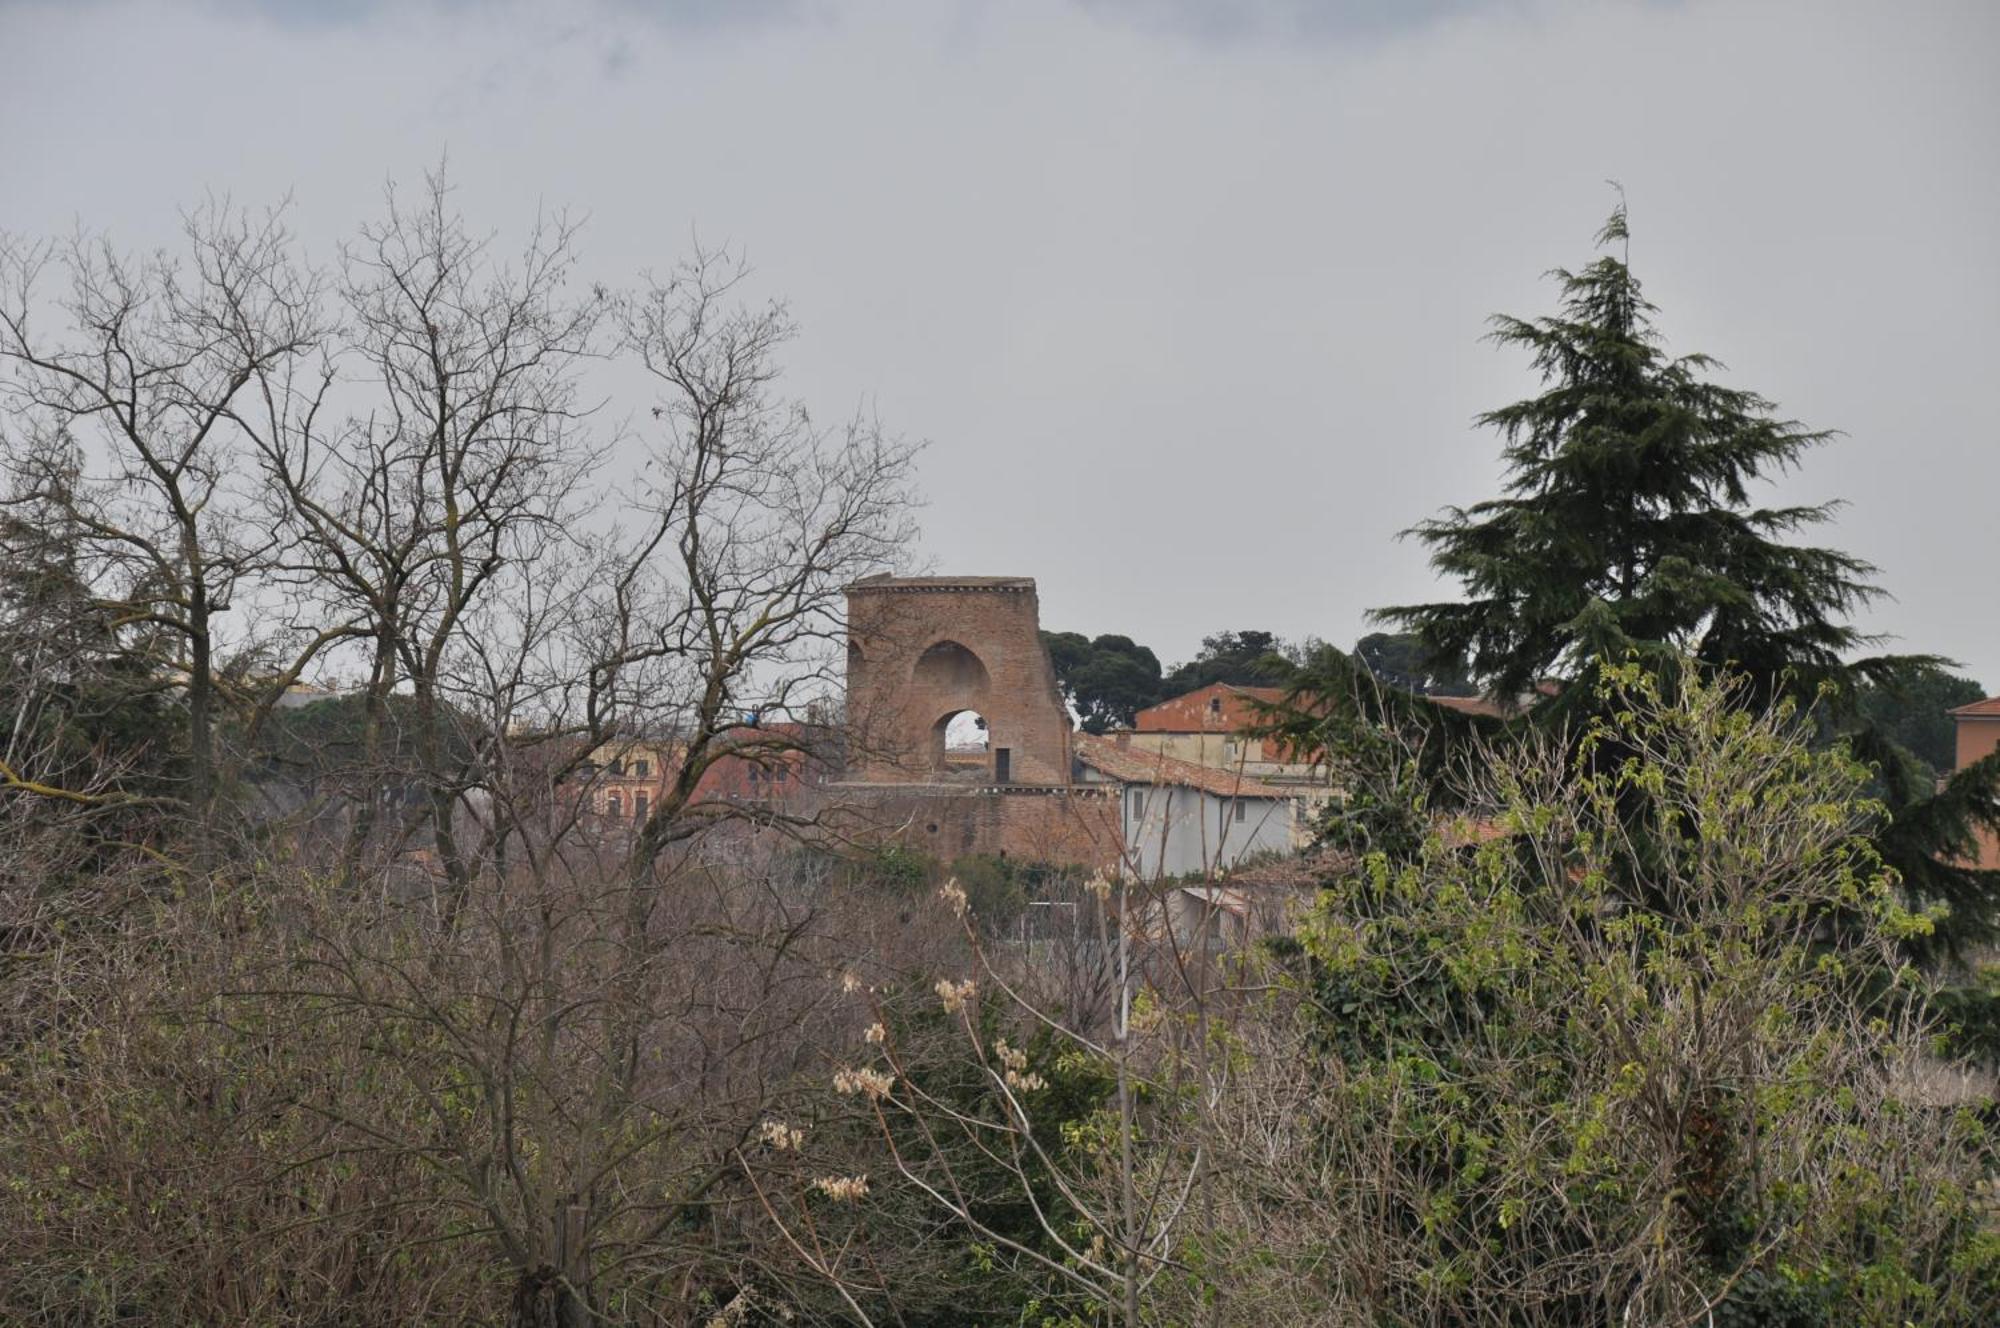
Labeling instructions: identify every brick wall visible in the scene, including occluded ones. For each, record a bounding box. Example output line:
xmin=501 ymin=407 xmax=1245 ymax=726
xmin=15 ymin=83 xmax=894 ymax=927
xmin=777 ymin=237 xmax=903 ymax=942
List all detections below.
xmin=833 ymin=785 xmax=1123 ymax=868
xmin=845 ymin=576 xmax=1075 ymax=787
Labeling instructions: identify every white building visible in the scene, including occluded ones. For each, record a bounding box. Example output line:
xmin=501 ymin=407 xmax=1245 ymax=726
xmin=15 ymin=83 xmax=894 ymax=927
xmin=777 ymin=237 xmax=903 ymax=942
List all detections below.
xmin=1072 ymin=733 xmax=1296 ymax=879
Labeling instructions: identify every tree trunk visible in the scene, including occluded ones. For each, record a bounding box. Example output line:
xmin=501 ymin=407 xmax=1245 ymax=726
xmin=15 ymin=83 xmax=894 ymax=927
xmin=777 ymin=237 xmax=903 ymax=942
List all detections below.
xmin=411 ymin=673 xmax=471 ymax=915
xmin=508 ymin=1267 xmax=593 ymax=1328
xmin=186 ymin=585 xmax=217 ymax=867
xmin=339 ymin=627 xmax=396 ymax=885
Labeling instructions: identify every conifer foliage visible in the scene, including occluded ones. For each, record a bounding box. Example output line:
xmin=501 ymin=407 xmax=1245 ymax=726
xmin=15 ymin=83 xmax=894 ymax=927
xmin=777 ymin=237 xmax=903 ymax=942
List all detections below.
xmin=1368 ymin=200 xmax=2000 ymax=954
xmin=1382 ymin=202 xmax=1882 ymax=704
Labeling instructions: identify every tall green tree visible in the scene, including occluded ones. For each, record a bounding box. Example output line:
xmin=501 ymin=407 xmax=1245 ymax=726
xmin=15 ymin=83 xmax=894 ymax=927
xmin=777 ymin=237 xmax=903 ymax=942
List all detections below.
xmin=1353 ymin=201 xmax=2000 ymax=956
xmin=1160 ymin=629 xmax=1297 ymax=695
xmin=1042 ymin=631 xmax=1163 ymax=733
xmin=1353 ymin=630 xmax=1478 ymax=697
xmin=1382 ymin=204 xmax=1888 ymax=705
xmin=1856 ymin=664 xmax=1985 ymax=778
xmin=0 ymin=437 xmax=182 ymax=817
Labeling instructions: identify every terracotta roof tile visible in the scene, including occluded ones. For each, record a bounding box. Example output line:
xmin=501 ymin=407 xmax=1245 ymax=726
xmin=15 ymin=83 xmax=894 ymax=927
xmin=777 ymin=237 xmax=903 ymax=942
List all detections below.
xmin=1426 ymin=694 xmax=1513 ymax=719
xmin=1948 ymin=697 xmax=2000 ymax=718
xmin=1133 ymin=682 xmax=1289 ymax=734
xmin=1074 ymin=733 xmax=1293 ymax=799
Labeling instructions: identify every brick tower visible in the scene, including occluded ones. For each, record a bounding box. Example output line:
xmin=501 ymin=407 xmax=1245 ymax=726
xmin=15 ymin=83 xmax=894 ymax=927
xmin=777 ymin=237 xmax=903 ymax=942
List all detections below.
xmin=844 ymin=575 xmax=1074 ymax=786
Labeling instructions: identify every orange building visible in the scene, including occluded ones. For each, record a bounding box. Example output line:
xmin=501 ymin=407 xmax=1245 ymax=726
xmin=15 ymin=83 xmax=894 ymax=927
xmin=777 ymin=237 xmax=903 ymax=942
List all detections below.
xmin=1948 ymin=697 xmax=2000 ymax=870
xmin=1128 ymin=683 xmax=1323 ymax=773
xmin=579 ymin=726 xmax=823 ymax=835
xmin=1133 ymin=682 xmax=1287 ymax=736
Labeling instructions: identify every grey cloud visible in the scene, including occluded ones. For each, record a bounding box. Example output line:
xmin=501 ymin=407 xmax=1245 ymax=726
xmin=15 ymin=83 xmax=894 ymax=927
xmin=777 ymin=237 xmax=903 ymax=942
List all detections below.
xmin=0 ymin=0 xmax=807 ymax=31
xmin=2 ymin=0 xmax=1996 ymax=684
xmin=1072 ymin=0 xmax=1513 ymax=42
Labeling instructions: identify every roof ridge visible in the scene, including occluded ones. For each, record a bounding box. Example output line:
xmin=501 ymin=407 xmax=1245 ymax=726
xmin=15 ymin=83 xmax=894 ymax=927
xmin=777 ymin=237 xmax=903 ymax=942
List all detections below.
xmin=1073 ymin=732 xmax=1293 ymax=799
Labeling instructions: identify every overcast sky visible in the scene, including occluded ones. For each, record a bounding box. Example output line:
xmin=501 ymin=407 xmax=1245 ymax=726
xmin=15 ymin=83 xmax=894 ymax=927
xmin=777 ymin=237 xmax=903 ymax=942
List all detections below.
xmin=4 ymin=0 xmax=1997 ymax=683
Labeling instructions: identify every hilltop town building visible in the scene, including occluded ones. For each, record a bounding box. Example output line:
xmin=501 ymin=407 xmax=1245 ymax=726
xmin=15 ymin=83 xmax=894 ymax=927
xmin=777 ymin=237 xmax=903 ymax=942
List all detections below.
xmin=1125 ymin=683 xmax=1323 ymax=784
xmin=1073 ymin=732 xmax=1296 ymax=877
xmin=1949 ymin=696 xmax=2000 ymax=870
xmin=577 ymin=728 xmax=822 ymax=843
xmin=837 ymin=575 xmax=1298 ymax=876
xmin=836 ymin=575 xmax=1121 ymax=864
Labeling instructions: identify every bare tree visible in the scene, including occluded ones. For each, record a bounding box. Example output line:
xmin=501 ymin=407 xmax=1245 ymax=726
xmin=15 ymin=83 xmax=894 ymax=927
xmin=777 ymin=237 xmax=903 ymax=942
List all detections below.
xmin=0 ymin=205 xmax=325 ymax=852
xmin=234 ymin=226 xmax=917 ymax=1327
xmin=603 ymin=247 xmax=919 ymax=880
xmin=248 ymin=171 xmax=602 ymax=888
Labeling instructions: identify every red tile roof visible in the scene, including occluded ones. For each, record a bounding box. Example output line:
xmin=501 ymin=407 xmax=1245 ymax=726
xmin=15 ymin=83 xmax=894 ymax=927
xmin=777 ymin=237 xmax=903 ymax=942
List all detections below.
xmin=1223 ymin=847 xmax=1351 ymax=888
xmin=1074 ymin=733 xmax=1293 ymax=799
xmin=1948 ymin=697 xmax=2000 ymax=718
xmin=1426 ymin=694 xmax=1513 ymax=719
xmin=1133 ymin=682 xmax=1288 ymax=734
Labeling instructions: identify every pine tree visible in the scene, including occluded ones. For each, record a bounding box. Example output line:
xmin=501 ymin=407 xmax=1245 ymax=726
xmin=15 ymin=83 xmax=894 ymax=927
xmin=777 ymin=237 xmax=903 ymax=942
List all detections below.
xmin=1042 ymin=631 xmax=1165 ymax=733
xmin=1368 ymin=201 xmax=2000 ymax=956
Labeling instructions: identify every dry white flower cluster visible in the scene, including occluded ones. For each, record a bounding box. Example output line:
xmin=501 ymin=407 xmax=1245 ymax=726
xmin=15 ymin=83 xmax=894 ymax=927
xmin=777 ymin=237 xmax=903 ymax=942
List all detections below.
xmin=937 ymin=877 xmax=968 ymax=917
xmin=864 ymin=1021 xmax=886 ymax=1044
xmin=758 ymin=1119 xmax=805 ymax=1151
xmin=935 ymin=977 xmax=976 ymax=1014
xmin=811 ymin=1173 xmax=870 ymax=1202
xmin=993 ymin=1038 xmax=1046 ymax=1093
xmin=840 ymin=971 xmax=862 ymax=995
xmin=1085 ymin=870 xmax=1113 ymax=902
xmin=832 ymin=1066 xmax=895 ymax=1100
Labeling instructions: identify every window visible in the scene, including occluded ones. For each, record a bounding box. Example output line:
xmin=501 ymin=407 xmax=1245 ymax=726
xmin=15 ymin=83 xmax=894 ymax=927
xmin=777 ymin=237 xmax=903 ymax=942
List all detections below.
xmin=1235 ymin=800 xmax=1247 ymax=823
xmin=1130 ymin=789 xmax=1144 ymax=818
xmin=1224 ymin=740 xmax=1238 ymax=760
xmin=1209 ymin=697 xmax=1223 ymax=715
xmin=634 ymin=791 xmax=649 ymax=822
xmin=610 ymin=758 xmax=625 ymax=776
xmin=606 ymin=792 xmax=622 ymax=819
xmin=775 ymin=765 xmax=788 ymax=783
xmin=994 ymin=748 xmax=1011 ymax=784
xmin=633 ymin=759 xmax=649 ymax=778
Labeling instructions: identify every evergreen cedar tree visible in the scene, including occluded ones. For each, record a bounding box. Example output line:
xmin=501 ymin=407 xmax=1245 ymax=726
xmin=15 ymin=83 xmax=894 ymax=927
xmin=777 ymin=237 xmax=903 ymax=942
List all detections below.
xmin=1277 ymin=202 xmax=2000 ymax=962
xmin=1352 ymin=630 xmax=1480 ymax=698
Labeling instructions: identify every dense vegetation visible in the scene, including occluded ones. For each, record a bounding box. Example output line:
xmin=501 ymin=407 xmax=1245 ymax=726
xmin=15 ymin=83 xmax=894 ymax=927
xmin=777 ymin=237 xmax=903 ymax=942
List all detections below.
xmin=1 ymin=190 xmax=1992 ymax=1325
xmin=1044 ymin=628 xmax=1306 ymax=732
xmin=1274 ymin=202 xmax=2000 ymax=973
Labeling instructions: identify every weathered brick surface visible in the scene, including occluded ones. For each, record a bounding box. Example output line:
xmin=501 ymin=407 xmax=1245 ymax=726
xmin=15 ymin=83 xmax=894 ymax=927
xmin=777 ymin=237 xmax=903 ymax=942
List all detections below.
xmin=845 ymin=576 xmax=1074 ymax=787
xmin=836 ymin=785 xmax=1123 ymax=866
xmin=833 ymin=575 xmax=1124 ymax=869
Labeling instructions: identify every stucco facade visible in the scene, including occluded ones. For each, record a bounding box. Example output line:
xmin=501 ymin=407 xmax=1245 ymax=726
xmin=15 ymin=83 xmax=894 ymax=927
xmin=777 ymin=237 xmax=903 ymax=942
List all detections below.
xmin=1088 ymin=777 xmax=1294 ymax=879
xmin=1949 ymin=697 xmax=2000 ymax=870
xmin=1126 ymin=683 xmax=1321 ymax=779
